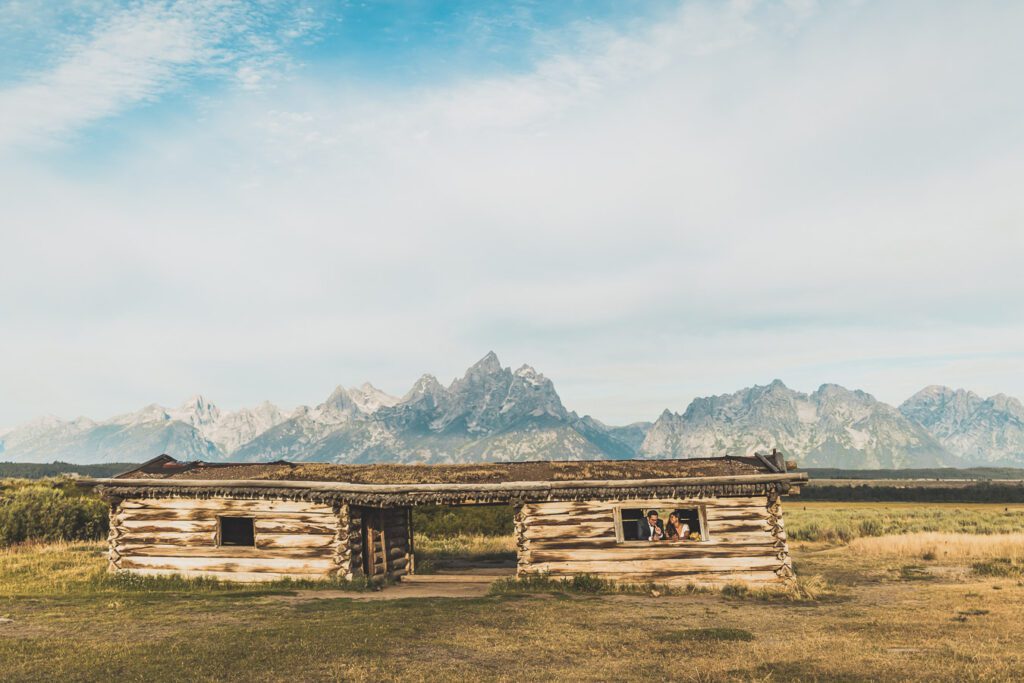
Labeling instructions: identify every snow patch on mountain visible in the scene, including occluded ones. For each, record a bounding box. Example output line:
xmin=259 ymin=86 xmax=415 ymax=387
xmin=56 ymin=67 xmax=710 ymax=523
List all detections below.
xmin=3 ymin=359 xmax=1023 ymax=467
xmin=640 ymin=380 xmax=955 ymax=468
xmin=900 ymin=386 xmax=1024 ymax=465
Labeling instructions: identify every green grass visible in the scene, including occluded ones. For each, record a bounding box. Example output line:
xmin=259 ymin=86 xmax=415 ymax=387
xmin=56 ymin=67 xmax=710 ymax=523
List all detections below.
xmin=972 ymin=558 xmax=1024 ymax=578
xmin=663 ymin=627 xmax=755 ymax=642
xmin=489 ymin=572 xmax=668 ymax=596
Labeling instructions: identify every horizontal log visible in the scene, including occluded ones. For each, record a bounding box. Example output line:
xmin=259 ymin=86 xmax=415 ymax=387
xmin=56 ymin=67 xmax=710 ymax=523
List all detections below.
xmin=522 ymin=497 xmax=765 ymax=515
xmin=115 ymin=528 xmax=337 ymax=548
xmin=706 ymin=521 xmax=771 ymax=534
xmin=522 ymin=514 xmax=615 ymax=528
xmin=114 ymin=544 xmax=337 ymax=560
xmin=253 ymin=520 xmax=338 ymax=535
xmin=90 ymin=473 xmax=806 ymax=494
xmin=705 ymin=511 xmax=769 ymax=523
xmin=119 ymin=519 xmax=218 ymax=533
xmin=114 ymin=508 xmax=340 ymax=523
xmin=522 ymin=525 xmax=615 ymax=541
xmin=706 ymin=531 xmax=777 ymax=544
xmin=522 ymin=557 xmax=782 ymax=574
xmin=120 ymin=555 xmax=338 ymax=573
xmin=521 ymin=541 xmax=780 ymax=557
xmin=119 ymin=568 xmax=331 ymax=583
xmin=517 ymin=568 xmax=783 ymax=586
xmin=520 ymin=509 xmax=617 ymax=523
xmin=521 ymin=546 xmax=781 ymax=563
xmin=259 ymin=534 xmax=339 ymax=549
xmin=119 ymin=498 xmax=335 ymax=514
xmin=115 ymin=531 xmax=217 ymax=546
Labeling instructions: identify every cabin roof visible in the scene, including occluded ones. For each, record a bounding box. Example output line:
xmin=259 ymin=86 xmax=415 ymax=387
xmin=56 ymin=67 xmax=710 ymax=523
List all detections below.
xmin=115 ymin=454 xmax=782 ymax=484
xmin=90 ymin=454 xmax=806 ymax=506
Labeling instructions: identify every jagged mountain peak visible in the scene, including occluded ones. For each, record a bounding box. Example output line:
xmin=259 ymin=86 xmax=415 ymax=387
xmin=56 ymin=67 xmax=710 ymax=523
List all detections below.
xmin=643 ymin=380 xmax=952 ymax=468
xmin=5 ymin=358 xmax=1023 ymax=468
xmin=173 ymin=395 xmax=221 ymax=427
xmin=464 ymin=351 xmax=504 ymax=377
xmin=900 ymin=385 xmax=1024 ymax=465
xmin=988 ymin=394 xmax=1024 ymax=414
xmin=348 ymin=383 xmax=400 ymax=414
xmin=403 ymin=374 xmax=447 ymax=401
xmin=324 ymin=385 xmax=353 ymax=406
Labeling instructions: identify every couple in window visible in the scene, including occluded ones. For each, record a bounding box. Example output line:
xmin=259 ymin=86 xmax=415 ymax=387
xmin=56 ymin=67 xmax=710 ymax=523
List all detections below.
xmin=638 ymin=509 xmax=690 ymax=542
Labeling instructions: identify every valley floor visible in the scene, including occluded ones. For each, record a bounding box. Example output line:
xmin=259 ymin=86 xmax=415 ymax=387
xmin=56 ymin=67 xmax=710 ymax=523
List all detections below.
xmin=2 ymin=505 xmax=1024 ymax=682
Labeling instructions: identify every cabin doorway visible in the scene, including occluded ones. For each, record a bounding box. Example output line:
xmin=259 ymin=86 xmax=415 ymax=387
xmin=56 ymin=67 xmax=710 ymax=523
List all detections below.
xmin=408 ymin=504 xmax=516 ymax=576
xmin=355 ymin=506 xmax=413 ymax=580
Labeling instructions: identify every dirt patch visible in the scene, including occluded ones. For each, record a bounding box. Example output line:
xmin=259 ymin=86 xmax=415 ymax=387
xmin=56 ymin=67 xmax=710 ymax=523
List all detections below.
xmin=265 ymin=573 xmax=509 ymax=603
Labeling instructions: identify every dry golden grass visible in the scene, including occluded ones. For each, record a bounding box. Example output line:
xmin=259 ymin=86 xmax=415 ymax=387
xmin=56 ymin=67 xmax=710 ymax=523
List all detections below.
xmin=3 ymin=503 xmax=1024 ymax=681
xmin=415 ymin=533 xmax=516 ymax=556
xmin=3 ymin=538 xmax=1024 ymax=682
xmin=849 ymin=532 xmax=1024 ymax=561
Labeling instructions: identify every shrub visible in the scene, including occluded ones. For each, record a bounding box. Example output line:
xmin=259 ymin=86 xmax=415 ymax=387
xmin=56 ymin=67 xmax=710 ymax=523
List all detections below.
xmin=972 ymin=558 xmax=1024 ymax=578
xmin=413 ymin=505 xmax=513 ymax=537
xmin=0 ymin=482 xmax=108 ymax=546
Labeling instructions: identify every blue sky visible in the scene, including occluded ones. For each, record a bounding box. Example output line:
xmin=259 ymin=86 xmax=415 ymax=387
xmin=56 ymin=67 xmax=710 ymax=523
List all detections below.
xmin=1 ymin=0 xmax=1022 ymax=426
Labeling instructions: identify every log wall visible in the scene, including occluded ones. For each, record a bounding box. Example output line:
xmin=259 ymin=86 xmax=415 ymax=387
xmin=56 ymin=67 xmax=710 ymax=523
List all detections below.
xmin=515 ymin=493 xmax=792 ymax=586
xmin=108 ymin=497 xmax=348 ymax=582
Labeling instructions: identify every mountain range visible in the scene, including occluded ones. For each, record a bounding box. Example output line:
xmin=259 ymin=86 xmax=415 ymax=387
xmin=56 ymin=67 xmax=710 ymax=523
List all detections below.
xmin=1 ymin=352 xmax=1022 ymax=468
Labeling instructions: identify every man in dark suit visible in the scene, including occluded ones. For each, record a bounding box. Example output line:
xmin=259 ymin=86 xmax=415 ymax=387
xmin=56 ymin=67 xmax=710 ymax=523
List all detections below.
xmin=637 ymin=510 xmax=665 ymax=541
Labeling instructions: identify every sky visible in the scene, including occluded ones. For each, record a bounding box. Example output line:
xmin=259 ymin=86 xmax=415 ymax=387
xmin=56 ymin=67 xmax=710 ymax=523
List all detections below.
xmin=1 ymin=0 xmax=1022 ymax=427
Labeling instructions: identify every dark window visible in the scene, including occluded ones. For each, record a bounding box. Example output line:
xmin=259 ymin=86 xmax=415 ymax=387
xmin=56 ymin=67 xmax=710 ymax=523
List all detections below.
xmin=219 ymin=516 xmax=255 ymax=546
xmin=620 ymin=508 xmax=646 ymax=541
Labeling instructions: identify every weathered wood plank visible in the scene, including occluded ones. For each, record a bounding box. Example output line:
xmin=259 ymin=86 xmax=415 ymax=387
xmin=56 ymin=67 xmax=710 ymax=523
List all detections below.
xmin=119 ymin=568 xmax=330 ymax=583
xmin=114 ymin=544 xmax=336 ymax=560
xmin=524 ymin=548 xmax=778 ymax=565
xmin=521 ymin=514 xmax=615 ymax=528
xmin=522 ymin=528 xmax=614 ymax=542
xmin=114 ymin=531 xmax=340 ymax=550
xmin=706 ymin=520 xmax=771 ymax=534
xmin=119 ymin=499 xmax=334 ymax=514
xmin=118 ymin=518 xmax=338 ymax=537
xmin=518 ymin=568 xmax=783 ymax=585
xmin=258 ymin=534 xmax=338 ymax=549
xmin=521 ymin=497 xmax=765 ymax=515
xmin=522 ymin=537 xmax=777 ymax=551
xmin=116 ymin=508 xmax=339 ymax=523
xmin=119 ymin=555 xmax=337 ymax=573
xmin=118 ymin=519 xmax=218 ymax=533
xmin=253 ymin=520 xmax=338 ymax=535
xmin=523 ymin=557 xmax=782 ymax=574
xmin=521 ymin=545 xmax=781 ymax=562
xmin=115 ymin=531 xmax=217 ymax=546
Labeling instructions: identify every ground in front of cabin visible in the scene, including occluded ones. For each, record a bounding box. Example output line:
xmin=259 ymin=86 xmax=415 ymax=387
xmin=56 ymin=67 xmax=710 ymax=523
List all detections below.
xmin=2 ymin=505 xmax=1024 ymax=682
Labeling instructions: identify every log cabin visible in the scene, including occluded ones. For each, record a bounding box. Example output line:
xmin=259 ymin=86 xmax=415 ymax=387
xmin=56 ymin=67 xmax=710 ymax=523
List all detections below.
xmin=87 ymin=452 xmax=807 ymax=587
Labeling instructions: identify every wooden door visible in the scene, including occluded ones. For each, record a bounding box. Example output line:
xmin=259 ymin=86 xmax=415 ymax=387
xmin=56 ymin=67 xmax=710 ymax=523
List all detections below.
xmin=361 ymin=509 xmax=388 ymax=577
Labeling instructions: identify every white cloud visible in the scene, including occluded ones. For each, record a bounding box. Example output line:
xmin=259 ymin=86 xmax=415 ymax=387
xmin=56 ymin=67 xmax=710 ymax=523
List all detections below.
xmin=0 ymin=1 xmax=321 ymax=149
xmin=1 ymin=0 xmax=1022 ymax=425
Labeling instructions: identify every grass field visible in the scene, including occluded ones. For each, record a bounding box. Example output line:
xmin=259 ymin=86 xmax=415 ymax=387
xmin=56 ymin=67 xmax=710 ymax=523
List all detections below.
xmin=2 ymin=502 xmax=1024 ymax=682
